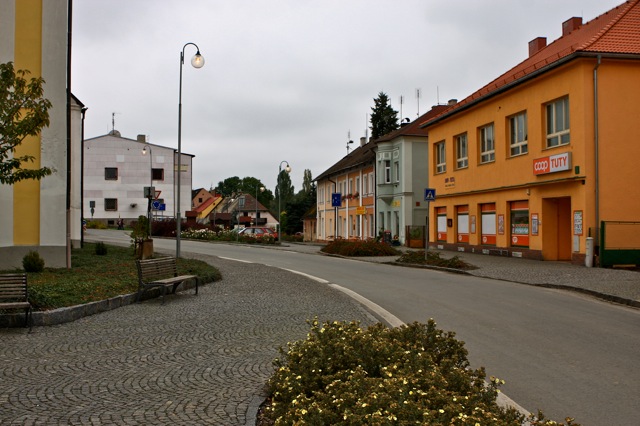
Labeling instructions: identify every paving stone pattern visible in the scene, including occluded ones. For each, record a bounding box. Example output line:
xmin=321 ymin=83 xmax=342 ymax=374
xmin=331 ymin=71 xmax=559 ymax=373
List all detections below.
xmin=0 ymin=257 xmax=377 ymax=425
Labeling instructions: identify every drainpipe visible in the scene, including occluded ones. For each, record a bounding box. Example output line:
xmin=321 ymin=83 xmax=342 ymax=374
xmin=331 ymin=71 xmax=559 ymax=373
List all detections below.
xmin=66 ymin=0 xmax=73 ymax=269
xmin=593 ymin=55 xmax=601 ymax=257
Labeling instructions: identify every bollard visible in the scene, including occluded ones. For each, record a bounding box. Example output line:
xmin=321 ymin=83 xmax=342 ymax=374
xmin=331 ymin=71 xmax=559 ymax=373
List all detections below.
xmin=585 ymin=237 xmax=594 ymax=267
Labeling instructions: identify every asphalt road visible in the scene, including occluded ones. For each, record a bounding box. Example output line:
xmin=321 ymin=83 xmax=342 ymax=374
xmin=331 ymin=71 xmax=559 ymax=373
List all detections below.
xmin=87 ymin=231 xmax=640 ymax=425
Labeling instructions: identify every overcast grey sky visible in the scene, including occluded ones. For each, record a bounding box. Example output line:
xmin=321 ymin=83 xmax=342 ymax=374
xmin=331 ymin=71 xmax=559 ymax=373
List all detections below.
xmin=71 ymin=0 xmax=623 ymax=193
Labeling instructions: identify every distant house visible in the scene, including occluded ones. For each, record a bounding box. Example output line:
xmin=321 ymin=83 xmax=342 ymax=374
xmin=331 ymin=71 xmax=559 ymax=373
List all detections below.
xmin=209 ymin=193 xmax=277 ymax=230
xmin=315 ymin=139 xmax=376 ymax=241
xmin=374 ymin=105 xmax=450 ymax=245
xmin=83 ymin=132 xmax=194 ymax=226
xmin=420 ymin=0 xmax=640 ymax=262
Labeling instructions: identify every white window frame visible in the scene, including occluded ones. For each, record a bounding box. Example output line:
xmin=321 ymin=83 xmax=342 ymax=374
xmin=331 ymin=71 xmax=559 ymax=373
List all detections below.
xmin=546 ymin=96 xmax=570 ymax=148
xmin=455 ymin=133 xmax=468 ymax=169
xmin=435 ymin=141 xmax=446 ymax=174
xmin=369 ymin=173 xmax=374 ymax=194
xmin=384 ymin=160 xmax=391 ymax=183
xmin=480 ymin=124 xmax=495 ymax=163
xmin=509 ymin=112 xmax=528 ymax=156
xmin=394 ymin=161 xmax=400 ymax=182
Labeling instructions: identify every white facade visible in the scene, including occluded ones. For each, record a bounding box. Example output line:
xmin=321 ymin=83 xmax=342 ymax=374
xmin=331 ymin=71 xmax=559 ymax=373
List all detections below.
xmin=83 ymin=133 xmax=193 ymax=224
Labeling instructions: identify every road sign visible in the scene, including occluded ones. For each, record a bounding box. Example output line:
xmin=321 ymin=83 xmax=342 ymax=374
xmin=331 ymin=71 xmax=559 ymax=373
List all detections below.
xmin=331 ymin=193 xmax=342 ymax=207
xmin=152 ymin=200 xmax=161 ymax=210
xmin=424 ymin=188 xmax=436 ymax=201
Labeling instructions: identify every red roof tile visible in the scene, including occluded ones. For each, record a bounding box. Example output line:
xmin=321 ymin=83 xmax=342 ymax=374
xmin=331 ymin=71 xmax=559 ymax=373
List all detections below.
xmin=422 ymin=0 xmax=640 ymax=126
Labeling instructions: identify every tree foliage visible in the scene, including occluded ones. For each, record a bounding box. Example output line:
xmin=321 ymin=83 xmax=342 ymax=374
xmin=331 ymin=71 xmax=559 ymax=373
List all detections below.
xmin=370 ymin=91 xmax=399 ymax=140
xmin=215 ymin=176 xmax=274 ymax=210
xmin=0 ymin=62 xmax=53 ymax=184
xmin=282 ymin=169 xmax=316 ymax=235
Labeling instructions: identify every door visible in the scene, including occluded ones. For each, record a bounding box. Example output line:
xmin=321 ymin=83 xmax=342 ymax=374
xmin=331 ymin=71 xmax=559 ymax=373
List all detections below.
xmin=542 ymin=197 xmax=571 ymax=260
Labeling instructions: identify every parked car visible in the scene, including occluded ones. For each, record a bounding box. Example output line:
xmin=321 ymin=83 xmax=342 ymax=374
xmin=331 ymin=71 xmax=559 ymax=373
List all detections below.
xmin=238 ymin=227 xmax=278 ymax=239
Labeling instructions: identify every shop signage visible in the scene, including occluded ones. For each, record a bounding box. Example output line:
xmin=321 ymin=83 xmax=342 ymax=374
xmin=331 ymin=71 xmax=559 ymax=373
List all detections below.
xmin=356 ymin=206 xmax=367 ymax=215
xmin=533 ymin=152 xmax=571 ymax=175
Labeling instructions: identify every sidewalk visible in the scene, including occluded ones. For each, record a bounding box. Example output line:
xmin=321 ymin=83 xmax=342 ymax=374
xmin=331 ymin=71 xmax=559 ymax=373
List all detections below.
xmin=285 ymin=242 xmax=640 ymax=308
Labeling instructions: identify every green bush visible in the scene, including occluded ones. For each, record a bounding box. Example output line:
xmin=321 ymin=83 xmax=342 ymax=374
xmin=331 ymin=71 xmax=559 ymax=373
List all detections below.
xmin=321 ymin=239 xmax=400 ymax=257
xmin=22 ymin=250 xmax=45 ymax=273
xmin=261 ymin=319 xmax=579 ymax=426
xmin=86 ymin=220 xmax=107 ymax=229
xmin=95 ymin=242 xmax=108 ymax=256
xmin=397 ymin=250 xmax=475 ymax=269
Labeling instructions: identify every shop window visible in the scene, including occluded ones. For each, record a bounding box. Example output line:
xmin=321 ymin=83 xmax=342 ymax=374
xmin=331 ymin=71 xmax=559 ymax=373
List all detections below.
xmin=456 ymin=205 xmax=469 ymax=243
xmin=436 ymin=207 xmax=447 ymax=242
xmin=510 ymin=201 xmax=529 ymax=247
xmin=481 ymin=203 xmax=496 ymax=245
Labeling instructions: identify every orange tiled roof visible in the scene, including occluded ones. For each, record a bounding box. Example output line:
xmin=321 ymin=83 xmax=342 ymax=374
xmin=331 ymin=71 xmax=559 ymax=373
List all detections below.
xmin=422 ymin=0 xmax=640 ymax=126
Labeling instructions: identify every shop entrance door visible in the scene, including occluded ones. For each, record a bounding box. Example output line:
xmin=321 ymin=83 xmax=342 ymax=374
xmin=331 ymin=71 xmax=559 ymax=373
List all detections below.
xmin=542 ymin=197 xmax=571 ymax=260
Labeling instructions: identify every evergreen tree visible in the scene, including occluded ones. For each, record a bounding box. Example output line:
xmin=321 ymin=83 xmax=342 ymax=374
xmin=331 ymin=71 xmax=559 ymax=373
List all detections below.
xmin=370 ymin=91 xmax=399 ymax=140
xmin=0 ymin=62 xmax=53 ymax=184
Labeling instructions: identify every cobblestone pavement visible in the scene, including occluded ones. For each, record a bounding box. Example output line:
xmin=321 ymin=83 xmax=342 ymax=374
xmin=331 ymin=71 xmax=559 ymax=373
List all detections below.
xmin=0 ymin=256 xmax=377 ymax=425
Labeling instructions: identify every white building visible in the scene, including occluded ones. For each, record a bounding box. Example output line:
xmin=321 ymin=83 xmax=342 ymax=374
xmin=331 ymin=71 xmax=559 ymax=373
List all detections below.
xmin=83 ymin=132 xmax=193 ymax=225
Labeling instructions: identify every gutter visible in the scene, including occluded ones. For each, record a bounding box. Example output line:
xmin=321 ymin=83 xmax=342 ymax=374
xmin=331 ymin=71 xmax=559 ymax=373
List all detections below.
xmin=594 ymin=55 xmax=601 ymax=246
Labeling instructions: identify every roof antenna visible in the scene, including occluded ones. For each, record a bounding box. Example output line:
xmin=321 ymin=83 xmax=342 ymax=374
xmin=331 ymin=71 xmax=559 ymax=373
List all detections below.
xmin=346 ymin=130 xmax=354 ymax=154
xmin=416 ymin=88 xmax=421 ymax=116
xmin=399 ymin=95 xmax=404 ymax=124
xmin=111 ymin=112 xmax=120 ymax=132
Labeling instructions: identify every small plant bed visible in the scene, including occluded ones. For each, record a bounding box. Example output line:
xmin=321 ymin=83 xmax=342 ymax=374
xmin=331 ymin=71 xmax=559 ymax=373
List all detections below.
xmin=0 ymin=243 xmax=221 ymax=311
xmin=259 ymin=319 xmax=579 ymax=426
xmin=397 ymin=250 xmax=476 ymax=270
xmin=321 ymin=239 xmax=400 ymax=257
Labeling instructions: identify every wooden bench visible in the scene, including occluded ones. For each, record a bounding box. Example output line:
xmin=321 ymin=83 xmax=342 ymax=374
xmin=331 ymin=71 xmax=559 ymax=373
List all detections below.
xmin=135 ymin=257 xmax=199 ymax=304
xmin=0 ymin=273 xmax=32 ymax=330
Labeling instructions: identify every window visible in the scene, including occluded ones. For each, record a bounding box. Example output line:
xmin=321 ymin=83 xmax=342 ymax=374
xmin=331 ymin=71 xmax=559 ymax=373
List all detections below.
xmin=356 ymin=176 xmax=360 ymax=194
xmin=546 ymin=96 xmax=570 ymax=147
xmin=394 ymin=161 xmax=400 ymax=182
xmin=384 ymin=160 xmax=391 ymax=183
xmin=152 ymin=168 xmax=164 ymax=180
xmin=104 ymin=167 xmax=118 ymax=180
xmin=455 ymin=133 xmax=468 ymax=169
xmin=479 ymin=124 xmax=495 ymax=163
xmin=509 ymin=112 xmax=528 ymax=156
xmin=435 ymin=141 xmax=446 ymax=174
xmin=369 ymin=173 xmax=374 ymax=194
xmin=104 ymin=198 xmax=118 ymax=211
xmin=349 ymin=179 xmax=353 ymax=194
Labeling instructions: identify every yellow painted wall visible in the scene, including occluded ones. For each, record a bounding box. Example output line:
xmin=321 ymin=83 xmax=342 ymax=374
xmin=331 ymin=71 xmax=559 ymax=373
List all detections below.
xmin=13 ymin=0 xmax=43 ymax=245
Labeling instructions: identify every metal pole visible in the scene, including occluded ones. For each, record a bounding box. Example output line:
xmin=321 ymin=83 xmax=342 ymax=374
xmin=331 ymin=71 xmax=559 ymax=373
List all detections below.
xmin=277 ymin=161 xmax=290 ymax=243
xmin=176 ymin=42 xmax=204 ymax=258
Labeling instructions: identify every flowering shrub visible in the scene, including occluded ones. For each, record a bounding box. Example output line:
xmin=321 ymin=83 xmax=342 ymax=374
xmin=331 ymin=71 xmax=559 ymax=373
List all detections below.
xmin=181 ymin=228 xmax=217 ymax=240
xmin=321 ymin=239 xmax=400 ymax=257
xmin=261 ymin=319 xmax=579 ymax=426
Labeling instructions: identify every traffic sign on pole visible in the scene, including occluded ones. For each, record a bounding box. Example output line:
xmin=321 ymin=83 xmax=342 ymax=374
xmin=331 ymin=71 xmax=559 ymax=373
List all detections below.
xmin=424 ymin=188 xmax=436 ymax=201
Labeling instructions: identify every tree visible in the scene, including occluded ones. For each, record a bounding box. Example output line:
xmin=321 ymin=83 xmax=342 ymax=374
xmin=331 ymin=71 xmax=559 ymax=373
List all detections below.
xmin=215 ymin=176 xmax=241 ymax=197
xmin=239 ymin=176 xmax=273 ymax=208
xmin=301 ymin=168 xmax=313 ymax=195
xmin=370 ymin=91 xmax=399 ymax=140
xmin=274 ymin=169 xmax=294 ymax=217
xmin=0 ymin=62 xmax=53 ymax=184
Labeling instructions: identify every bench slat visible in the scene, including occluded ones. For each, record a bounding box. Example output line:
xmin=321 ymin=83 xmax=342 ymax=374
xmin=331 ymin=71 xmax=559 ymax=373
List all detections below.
xmin=135 ymin=257 xmax=198 ymax=304
xmin=0 ymin=273 xmax=32 ymax=329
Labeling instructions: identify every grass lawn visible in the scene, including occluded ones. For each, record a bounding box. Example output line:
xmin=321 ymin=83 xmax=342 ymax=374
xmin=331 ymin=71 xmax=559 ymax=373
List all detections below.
xmin=1 ymin=243 xmax=221 ymax=311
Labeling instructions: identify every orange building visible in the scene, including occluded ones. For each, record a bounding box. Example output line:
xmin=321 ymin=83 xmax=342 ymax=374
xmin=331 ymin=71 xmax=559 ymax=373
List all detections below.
xmin=421 ymin=1 xmax=640 ymax=263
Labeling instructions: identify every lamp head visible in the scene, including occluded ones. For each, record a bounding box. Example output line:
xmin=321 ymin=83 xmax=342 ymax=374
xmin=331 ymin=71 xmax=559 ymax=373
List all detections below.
xmin=142 ymin=146 xmax=148 ymax=155
xmin=285 ymin=165 xmax=291 ymax=173
xmin=191 ymin=51 xmax=205 ymax=68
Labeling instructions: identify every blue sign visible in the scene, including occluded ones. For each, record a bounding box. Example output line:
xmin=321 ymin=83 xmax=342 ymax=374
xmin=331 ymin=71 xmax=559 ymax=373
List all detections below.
xmin=152 ymin=200 xmax=161 ymax=210
xmin=331 ymin=193 xmax=342 ymax=207
xmin=424 ymin=188 xmax=436 ymax=201
xmin=159 ymin=203 xmax=166 ymax=211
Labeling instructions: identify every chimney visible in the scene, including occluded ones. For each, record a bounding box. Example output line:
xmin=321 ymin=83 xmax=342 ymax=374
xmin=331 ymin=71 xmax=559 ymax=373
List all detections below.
xmin=137 ymin=134 xmax=148 ymax=142
xmin=447 ymin=99 xmax=458 ymax=106
xmin=562 ymin=17 xmax=582 ymax=36
xmin=528 ymin=37 xmax=547 ymax=57
xmin=360 ymin=137 xmax=367 ymax=147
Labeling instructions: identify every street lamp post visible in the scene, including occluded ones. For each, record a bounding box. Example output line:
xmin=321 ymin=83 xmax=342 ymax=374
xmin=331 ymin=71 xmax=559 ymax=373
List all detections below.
xmin=142 ymin=145 xmax=153 ymax=236
xmin=176 ymin=42 xmax=204 ymax=258
xmin=255 ymin=185 xmax=265 ymax=226
xmin=277 ymin=161 xmax=291 ymax=243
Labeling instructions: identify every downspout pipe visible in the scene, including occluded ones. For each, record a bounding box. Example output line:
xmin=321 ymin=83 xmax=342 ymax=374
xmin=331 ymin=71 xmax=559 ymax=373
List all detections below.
xmin=593 ymin=55 xmax=601 ymax=254
xmin=66 ymin=0 xmax=73 ymax=269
